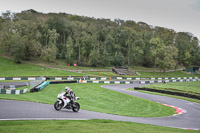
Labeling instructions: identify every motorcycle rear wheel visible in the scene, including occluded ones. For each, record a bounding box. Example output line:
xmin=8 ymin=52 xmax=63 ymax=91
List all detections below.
xmin=72 ymin=102 xmax=80 ymax=112
xmin=54 ymin=101 xmax=63 ymax=111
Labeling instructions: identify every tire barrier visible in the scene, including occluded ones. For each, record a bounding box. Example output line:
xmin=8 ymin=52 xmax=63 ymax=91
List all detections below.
xmin=50 ymin=81 xmax=77 ymax=84
xmin=134 ymin=87 xmax=200 ymax=100
xmin=30 ymin=81 xmax=77 ymax=92
xmin=30 ymin=81 xmax=50 ymax=92
xmin=139 ymin=78 xmax=200 ymax=84
xmin=0 ymin=76 xmax=199 ymax=81
xmin=0 ymin=88 xmax=28 ymax=95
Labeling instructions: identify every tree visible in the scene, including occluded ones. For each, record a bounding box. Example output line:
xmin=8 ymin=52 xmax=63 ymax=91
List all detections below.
xmin=89 ymin=49 xmax=99 ymax=67
xmin=153 ymin=26 xmax=176 ymax=46
xmin=195 ymin=48 xmax=200 ymax=66
xmin=13 ymin=20 xmax=42 ymax=60
xmin=80 ymin=31 xmax=92 ymax=62
xmin=157 ymin=45 xmax=178 ymax=72
xmin=123 ymin=27 xmax=136 ymax=66
xmin=65 ymin=36 xmax=74 ymax=64
xmin=101 ymin=50 xmax=110 ymax=66
xmin=132 ymin=39 xmax=145 ymax=65
xmin=73 ymin=23 xmax=82 ymax=61
xmin=41 ymin=45 xmax=57 ymax=62
xmin=10 ymin=33 xmax=25 ymax=63
xmin=47 ymin=16 xmax=67 ymax=45
xmin=0 ymin=12 xmax=14 ymax=53
xmin=183 ymin=52 xmax=191 ymax=68
xmin=47 ymin=29 xmax=59 ymax=45
xmin=0 ymin=9 xmax=200 ymax=68
xmin=40 ymin=29 xmax=59 ymax=62
xmin=113 ymin=51 xmax=124 ymax=66
xmin=149 ymin=38 xmax=165 ymax=67
xmin=190 ymin=37 xmax=200 ymax=66
xmin=175 ymin=32 xmax=192 ymax=66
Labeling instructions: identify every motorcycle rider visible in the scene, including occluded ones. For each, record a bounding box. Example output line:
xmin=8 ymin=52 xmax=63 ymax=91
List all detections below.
xmin=64 ymin=86 xmax=75 ymax=104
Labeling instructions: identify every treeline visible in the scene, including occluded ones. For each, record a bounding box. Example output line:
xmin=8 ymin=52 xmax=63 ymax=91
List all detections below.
xmin=0 ymin=9 xmax=199 ymax=71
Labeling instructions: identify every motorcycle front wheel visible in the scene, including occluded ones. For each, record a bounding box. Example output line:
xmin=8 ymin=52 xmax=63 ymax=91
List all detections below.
xmin=54 ymin=101 xmax=63 ymax=111
xmin=72 ymin=102 xmax=80 ymax=112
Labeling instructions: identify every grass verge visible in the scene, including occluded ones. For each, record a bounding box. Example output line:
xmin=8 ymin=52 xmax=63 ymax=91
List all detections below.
xmin=143 ymin=81 xmax=200 ymax=95
xmin=0 ymin=83 xmax=175 ymax=117
xmin=139 ymin=71 xmax=200 ymax=78
xmin=128 ymin=81 xmax=200 ymax=103
xmin=82 ymin=71 xmax=119 ymax=77
xmin=0 ymin=119 xmax=198 ymax=133
xmin=131 ymin=89 xmax=200 ymax=104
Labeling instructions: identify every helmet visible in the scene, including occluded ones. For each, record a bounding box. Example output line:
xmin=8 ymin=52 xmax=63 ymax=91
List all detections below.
xmin=65 ymin=86 xmax=70 ymax=92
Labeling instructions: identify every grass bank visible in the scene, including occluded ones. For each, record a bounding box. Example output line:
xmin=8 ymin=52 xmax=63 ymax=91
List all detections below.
xmin=0 ymin=83 xmax=175 ymax=117
xmin=28 ymin=57 xmax=113 ymax=70
xmin=139 ymin=71 xmax=200 ymax=78
xmin=0 ymin=56 xmax=84 ymax=77
xmin=1 ymin=56 xmax=200 ymax=77
xmin=128 ymin=81 xmax=200 ymax=103
xmin=0 ymin=119 xmax=197 ymax=133
xmin=143 ymin=81 xmax=200 ymax=95
xmin=132 ymin=89 xmax=200 ymax=104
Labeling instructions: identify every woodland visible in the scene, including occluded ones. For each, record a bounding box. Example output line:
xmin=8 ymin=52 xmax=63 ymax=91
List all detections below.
xmin=0 ymin=9 xmax=199 ymax=71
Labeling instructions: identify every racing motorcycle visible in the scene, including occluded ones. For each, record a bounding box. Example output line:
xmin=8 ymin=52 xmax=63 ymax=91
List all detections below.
xmin=54 ymin=91 xmax=80 ymax=112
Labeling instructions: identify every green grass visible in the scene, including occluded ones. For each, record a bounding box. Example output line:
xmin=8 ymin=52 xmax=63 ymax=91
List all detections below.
xmin=144 ymin=81 xmax=200 ymax=95
xmin=131 ymin=89 xmax=200 ymax=104
xmin=1 ymin=56 xmax=200 ymax=78
xmin=131 ymin=66 xmax=161 ymax=71
xmin=15 ymin=85 xmax=30 ymax=90
xmin=28 ymin=58 xmax=113 ymax=70
xmin=139 ymin=71 xmax=200 ymax=78
xmin=0 ymin=56 xmax=84 ymax=77
xmin=131 ymin=66 xmax=184 ymax=71
xmin=82 ymin=71 xmax=119 ymax=77
xmin=128 ymin=81 xmax=200 ymax=103
xmin=83 ymin=68 xmax=200 ymax=78
xmin=0 ymin=119 xmax=197 ymax=133
xmin=0 ymin=83 xmax=175 ymax=117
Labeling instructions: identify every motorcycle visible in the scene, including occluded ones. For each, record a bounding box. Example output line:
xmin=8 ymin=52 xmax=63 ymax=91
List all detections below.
xmin=54 ymin=91 xmax=80 ymax=112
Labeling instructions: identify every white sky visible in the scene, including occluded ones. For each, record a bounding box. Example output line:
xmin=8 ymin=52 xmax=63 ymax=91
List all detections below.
xmin=0 ymin=0 xmax=200 ymax=39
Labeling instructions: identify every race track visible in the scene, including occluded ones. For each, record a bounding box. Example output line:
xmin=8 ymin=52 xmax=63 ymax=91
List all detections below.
xmin=0 ymin=83 xmax=200 ymax=130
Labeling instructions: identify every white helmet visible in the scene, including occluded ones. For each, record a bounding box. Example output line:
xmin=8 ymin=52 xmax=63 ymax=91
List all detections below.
xmin=65 ymin=86 xmax=70 ymax=92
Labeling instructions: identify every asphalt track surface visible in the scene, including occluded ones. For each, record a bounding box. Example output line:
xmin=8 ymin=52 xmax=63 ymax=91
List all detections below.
xmin=0 ymin=82 xmax=200 ymax=130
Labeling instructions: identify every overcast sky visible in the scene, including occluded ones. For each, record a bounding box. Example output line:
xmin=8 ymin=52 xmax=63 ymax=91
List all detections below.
xmin=0 ymin=0 xmax=200 ymax=39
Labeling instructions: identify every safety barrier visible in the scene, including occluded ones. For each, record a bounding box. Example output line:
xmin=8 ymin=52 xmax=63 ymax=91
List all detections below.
xmin=134 ymin=87 xmax=200 ymax=100
xmin=0 ymin=88 xmax=28 ymax=94
xmin=30 ymin=81 xmax=50 ymax=92
xmin=0 ymin=77 xmax=46 ymax=80
xmin=139 ymin=78 xmax=200 ymax=84
xmin=0 ymin=76 xmax=199 ymax=81
xmin=30 ymin=81 xmax=79 ymax=92
xmin=50 ymin=81 xmax=77 ymax=84
xmin=78 ymin=80 xmax=135 ymax=84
